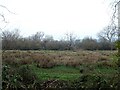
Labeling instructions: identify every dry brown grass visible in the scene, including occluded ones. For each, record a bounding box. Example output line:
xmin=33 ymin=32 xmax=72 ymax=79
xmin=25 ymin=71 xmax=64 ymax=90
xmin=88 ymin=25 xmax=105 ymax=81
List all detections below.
xmin=2 ymin=50 xmax=116 ymax=67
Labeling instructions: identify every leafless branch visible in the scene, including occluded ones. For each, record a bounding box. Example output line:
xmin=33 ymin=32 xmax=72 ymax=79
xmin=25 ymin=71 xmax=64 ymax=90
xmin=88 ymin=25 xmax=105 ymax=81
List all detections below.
xmin=0 ymin=14 xmax=8 ymax=23
xmin=0 ymin=5 xmax=14 ymax=32
xmin=0 ymin=22 xmax=9 ymax=29
xmin=110 ymin=1 xmax=120 ymax=26
xmin=0 ymin=5 xmax=15 ymax=14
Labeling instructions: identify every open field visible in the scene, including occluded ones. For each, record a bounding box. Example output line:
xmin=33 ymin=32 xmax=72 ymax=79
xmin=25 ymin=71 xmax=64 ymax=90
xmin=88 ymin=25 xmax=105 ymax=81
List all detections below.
xmin=2 ymin=50 xmax=120 ymax=89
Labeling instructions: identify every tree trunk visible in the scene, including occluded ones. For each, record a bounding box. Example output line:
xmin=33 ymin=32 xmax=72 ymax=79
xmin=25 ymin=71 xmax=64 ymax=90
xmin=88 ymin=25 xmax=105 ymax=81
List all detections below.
xmin=118 ymin=1 xmax=120 ymax=68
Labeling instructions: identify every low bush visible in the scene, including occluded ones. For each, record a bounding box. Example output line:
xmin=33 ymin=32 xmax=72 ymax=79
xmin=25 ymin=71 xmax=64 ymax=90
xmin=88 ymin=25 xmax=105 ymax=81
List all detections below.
xmin=2 ymin=65 xmax=41 ymax=89
xmin=71 ymin=74 xmax=120 ymax=89
xmin=2 ymin=65 xmax=23 ymax=89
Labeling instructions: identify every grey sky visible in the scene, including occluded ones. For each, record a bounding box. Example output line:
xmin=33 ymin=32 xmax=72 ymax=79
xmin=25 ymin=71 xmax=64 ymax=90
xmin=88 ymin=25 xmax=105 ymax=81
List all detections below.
xmin=1 ymin=0 xmax=112 ymax=40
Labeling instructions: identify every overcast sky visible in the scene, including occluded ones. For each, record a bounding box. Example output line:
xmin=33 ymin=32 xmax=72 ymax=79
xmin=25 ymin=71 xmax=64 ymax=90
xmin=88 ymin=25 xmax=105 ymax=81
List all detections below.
xmin=1 ymin=0 xmax=112 ymax=40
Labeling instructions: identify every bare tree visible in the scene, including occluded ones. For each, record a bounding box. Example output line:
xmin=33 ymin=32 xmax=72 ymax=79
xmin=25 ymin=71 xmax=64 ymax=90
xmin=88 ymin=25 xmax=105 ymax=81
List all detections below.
xmin=28 ymin=32 xmax=44 ymax=49
xmin=109 ymin=1 xmax=120 ymax=43
xmin=109 ymin=0 xmax=120 ymax=67
xmin=2 ymin=29 xmax=20 ymax=50
xmin=98 ymin=25 xmax=117 ymax=50
xmin=107 ymin=0 xmax=120 ymax=73
xmin=64 ymin=32 xmax=76 ymax=50
xmin=30 ymin=32 xmax=44 ymax=41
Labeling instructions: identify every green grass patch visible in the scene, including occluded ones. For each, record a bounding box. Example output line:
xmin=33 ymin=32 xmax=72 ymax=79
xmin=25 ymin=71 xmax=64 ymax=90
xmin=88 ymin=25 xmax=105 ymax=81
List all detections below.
xmin=29 ymin=63 xmax=118 ymax=81
xmin=29 ymin=65 xmax=80 ymax=81
xmin=93 ymin=67 xmax=118 ymax=75
xmin=77 ymin=63 xmax=118 ymax=75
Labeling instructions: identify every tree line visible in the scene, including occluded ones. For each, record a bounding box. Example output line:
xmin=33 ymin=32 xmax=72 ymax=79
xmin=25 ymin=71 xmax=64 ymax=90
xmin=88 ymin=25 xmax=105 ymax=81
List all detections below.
xmin=2 ymin=26 xmax=117 ymax=51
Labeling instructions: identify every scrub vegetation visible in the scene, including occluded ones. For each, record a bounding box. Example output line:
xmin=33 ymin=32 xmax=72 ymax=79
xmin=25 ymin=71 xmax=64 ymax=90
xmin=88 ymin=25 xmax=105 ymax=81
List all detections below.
xmin=2 ymin=50 xmax=120 ymax=89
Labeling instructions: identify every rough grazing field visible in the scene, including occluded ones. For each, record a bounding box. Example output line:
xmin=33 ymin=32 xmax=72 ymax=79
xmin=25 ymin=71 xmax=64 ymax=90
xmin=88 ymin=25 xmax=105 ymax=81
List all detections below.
xmin=2 ymin=50 xmax=120 ymax=89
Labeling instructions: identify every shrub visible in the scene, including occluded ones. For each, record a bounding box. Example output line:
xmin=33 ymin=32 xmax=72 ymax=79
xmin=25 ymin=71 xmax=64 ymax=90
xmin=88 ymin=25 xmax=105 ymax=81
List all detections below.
xmin=2 ymin=65 xmax=23 ymax=89
xmin=71 ymin=74 xmax=120 ymax=89
xmin=18 ymin=65 xmax=37 ymax=84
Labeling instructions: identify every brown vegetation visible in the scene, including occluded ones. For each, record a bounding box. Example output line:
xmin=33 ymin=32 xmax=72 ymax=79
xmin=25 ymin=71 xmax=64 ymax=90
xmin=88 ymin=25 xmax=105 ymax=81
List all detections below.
xmin=2 ymin=50 xmax=116 ymax=68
